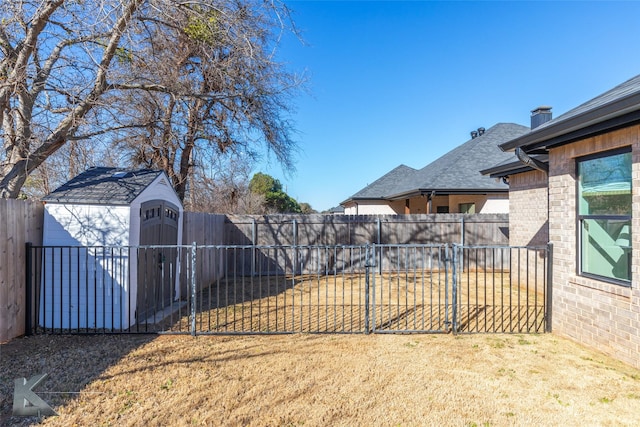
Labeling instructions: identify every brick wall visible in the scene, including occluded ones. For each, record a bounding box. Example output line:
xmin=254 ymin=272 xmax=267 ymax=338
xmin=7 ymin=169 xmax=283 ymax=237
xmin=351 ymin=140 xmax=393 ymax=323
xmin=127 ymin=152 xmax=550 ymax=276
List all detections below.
xmin=549 ymin=125 xmax=640 ymax=369
xmin=507 ymin=170 xmax=550 ymax=307
xmin=508 ymin=170 xmax=549 ymax=246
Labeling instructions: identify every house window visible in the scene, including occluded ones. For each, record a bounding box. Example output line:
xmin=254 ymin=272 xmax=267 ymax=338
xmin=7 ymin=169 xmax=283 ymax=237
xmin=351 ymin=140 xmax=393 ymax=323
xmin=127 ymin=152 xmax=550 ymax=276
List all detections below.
xmin=577 ymin=148 xmax=631 ymax=284
xmin=437 ymin=206 xmax=450 ymax=213
xmin=459 ymin=203 xmax=475 ymax=214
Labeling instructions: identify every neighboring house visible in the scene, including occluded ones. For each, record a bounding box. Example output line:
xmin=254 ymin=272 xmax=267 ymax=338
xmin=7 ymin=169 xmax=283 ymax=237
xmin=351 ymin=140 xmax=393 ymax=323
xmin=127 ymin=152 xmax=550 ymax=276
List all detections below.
xmin=341 ymin=123 xmax=529 ymax=215
xmin=40 ymin=167 xmax=183 ymax=330
xmin=327 ymin=205 xmax=345 ymax=215
xmin=484 ymin=74 xmax=640 ymax=369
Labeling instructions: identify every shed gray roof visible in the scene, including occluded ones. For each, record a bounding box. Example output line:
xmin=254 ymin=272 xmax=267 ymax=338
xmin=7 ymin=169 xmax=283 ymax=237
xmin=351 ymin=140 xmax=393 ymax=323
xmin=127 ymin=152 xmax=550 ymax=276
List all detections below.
xmin=500 ymin=74 xmax=640 ymax=152
xmin=43 ymin=167 xmax=166 ymax=205
xmin=345 ymin=123 xmax=529 ymax=202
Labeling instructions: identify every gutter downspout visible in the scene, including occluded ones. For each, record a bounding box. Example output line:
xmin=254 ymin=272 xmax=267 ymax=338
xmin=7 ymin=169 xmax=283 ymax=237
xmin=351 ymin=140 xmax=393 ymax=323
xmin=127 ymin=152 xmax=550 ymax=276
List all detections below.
xmin=515 ymin=147 xmax=548 ymax=173
xmin=514 ymin=146 xmax=552 ymax=331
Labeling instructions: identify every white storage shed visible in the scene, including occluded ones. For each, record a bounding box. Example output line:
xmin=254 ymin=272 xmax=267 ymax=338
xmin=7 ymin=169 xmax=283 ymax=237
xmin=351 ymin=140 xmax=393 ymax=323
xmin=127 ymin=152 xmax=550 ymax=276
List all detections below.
xmin=39 ymin=167 xmax=183 ymax=330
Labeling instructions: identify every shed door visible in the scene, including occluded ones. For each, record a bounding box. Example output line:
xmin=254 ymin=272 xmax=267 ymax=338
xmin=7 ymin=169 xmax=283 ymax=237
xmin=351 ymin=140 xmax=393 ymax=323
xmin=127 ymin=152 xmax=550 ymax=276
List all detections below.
xmin=137 ymin=200 xmax=180 ymax=321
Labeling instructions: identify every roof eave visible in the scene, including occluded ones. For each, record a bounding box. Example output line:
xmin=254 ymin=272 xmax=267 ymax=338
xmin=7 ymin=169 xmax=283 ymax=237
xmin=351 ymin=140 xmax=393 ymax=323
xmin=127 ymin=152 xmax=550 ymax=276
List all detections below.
xmin=43 ymin=199 xmax=132 ymax=206
xmin=500 ymin=91 xmax=640 ymax=152
xmin=385 ymin=188 xmax=508 ymax=200
xmin=481 ymin=164 xmax=536 ymax=179
xmin=340 ymin=196 xmax=390 ymax=206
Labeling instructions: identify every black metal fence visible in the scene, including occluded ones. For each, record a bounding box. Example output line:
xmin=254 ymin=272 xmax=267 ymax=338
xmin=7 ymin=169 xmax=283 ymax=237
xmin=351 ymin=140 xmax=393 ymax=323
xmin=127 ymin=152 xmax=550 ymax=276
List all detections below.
xmin=25 ymin=243 xmax=551 ymax=335
xmin=452 ymin=244 xmax=551 ymax=334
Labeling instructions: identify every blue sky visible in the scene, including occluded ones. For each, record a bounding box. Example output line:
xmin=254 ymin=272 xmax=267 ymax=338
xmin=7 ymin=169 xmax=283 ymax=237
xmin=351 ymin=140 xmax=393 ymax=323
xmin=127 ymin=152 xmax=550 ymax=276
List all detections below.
xmin=255 ymin=1 xmax=640 ymax=212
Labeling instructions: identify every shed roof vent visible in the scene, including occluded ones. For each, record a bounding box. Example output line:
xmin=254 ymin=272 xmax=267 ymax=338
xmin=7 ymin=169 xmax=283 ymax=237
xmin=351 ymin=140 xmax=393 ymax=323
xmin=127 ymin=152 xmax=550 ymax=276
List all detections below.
xmin=112 ymin=171 xmax=129 ymax=178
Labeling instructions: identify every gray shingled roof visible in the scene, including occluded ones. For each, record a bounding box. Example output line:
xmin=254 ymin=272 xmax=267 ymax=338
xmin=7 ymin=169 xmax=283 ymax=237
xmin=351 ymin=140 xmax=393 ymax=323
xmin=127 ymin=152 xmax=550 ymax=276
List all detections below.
xmin=349 ymin=164 xmax=418 ymax=200
xmin=346 ymin=123 xmax=529 ymax=201
xmin=43 ymin=167 xmax=166 ymax=205
xmin=501 ymin=73 xmax=640 ymax=152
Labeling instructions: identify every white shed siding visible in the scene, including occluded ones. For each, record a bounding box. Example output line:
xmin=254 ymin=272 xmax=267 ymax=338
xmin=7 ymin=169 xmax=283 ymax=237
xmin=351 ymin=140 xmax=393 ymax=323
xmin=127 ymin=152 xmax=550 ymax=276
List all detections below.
xmin=39 ymin=173 xmax=184 ymax=330
xmin=43 ymin=204 xmax=131 ymax=246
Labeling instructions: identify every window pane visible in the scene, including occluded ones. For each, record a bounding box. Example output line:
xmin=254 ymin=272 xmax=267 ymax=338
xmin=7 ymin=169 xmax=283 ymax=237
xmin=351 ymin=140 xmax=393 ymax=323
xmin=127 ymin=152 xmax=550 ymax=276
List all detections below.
xmin=459 ymin=203 xmax=475 ymax=214
xmin=581 ymin=218 xmax=631 ymax=282
xmin=578 ymin=152 xmax=631 ymax=215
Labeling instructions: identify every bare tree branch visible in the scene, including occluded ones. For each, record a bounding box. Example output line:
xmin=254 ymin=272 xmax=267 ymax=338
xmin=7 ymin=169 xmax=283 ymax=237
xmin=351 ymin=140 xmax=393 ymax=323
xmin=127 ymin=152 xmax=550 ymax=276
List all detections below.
xmin=1 ymin=0 xmax=305 ymax=202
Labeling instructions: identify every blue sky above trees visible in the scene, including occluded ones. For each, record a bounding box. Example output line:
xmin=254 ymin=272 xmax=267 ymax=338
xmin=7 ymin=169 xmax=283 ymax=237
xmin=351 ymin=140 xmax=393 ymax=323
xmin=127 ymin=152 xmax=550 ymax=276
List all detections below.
xmin=255 ymin=0 xmax=640 ymax=211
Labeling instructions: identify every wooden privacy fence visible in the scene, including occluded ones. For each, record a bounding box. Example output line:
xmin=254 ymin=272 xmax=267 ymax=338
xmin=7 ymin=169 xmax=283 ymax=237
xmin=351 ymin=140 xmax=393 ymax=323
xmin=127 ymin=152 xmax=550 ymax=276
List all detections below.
xmin=0 ymin=199 xmax=44 ymax=342
xmin=223 ymin=214 xmax=509 ymax=246
xmin=178 ymin=214 xmax=509 ymax=281
xmin=2 ymin=206 xmax=509 ymax=341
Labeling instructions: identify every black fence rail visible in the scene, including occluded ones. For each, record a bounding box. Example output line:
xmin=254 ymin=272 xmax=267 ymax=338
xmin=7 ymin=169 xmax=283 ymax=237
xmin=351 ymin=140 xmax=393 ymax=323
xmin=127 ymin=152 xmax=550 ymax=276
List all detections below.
xmin=452 ymin=244 xmax=551 ymax=334
xmin=191 ymin=245 xmax=373 ymax=334
xmin=27 ymin=244 xmax=195 ymax=334
xmin=370 ymin=244 xmax=451 ymax=333
xmin=25 ymin=243 xmax=552 ymax=335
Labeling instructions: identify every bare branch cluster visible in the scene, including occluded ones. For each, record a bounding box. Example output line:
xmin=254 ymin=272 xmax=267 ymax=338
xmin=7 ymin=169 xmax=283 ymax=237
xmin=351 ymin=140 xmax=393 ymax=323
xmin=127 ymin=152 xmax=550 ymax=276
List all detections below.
xmin=0 ymin=0 xmax=305 ymax=202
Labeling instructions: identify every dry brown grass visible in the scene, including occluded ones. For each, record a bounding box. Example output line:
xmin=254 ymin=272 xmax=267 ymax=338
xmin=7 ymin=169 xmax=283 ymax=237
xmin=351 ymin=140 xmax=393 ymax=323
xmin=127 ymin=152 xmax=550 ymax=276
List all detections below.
xmin=2 ymin=332 xmax=640 ymax=426
xmin=165 ymin=271 xmax=546 ymax=335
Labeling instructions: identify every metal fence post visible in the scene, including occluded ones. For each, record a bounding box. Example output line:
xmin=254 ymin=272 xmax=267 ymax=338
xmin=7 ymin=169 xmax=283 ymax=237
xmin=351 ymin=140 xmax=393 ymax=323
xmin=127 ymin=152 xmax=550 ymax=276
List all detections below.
xmin=364 ymin=243 xmax=371 ymax=334
xmin=451 ymin=244 xmax=458 ymax=334
xmin=190 ymin=242 xmax=197 ymax=336
xmin=545 ymin=242 xmax=553 ymax=333
xmin=293 ymin=219 xmax=298 ymax=274
xmin=25 ymin=242 xmax=33 ymax=336
xmin=251 ymin=218 xmax=257 ymax=276
xmin=376 ymin=218 xmax=382 ymax=274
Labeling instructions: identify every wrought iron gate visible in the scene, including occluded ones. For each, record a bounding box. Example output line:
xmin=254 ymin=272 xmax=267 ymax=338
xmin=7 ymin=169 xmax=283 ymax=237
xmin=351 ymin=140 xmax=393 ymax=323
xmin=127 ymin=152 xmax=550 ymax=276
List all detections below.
xmin=26 ymin=243 xmax=551 ymax=335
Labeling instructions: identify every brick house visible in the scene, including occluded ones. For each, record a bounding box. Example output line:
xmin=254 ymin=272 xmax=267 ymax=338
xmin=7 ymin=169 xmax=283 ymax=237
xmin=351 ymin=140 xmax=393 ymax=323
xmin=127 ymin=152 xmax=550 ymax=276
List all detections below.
xmin=484 ymin=75 xmax=640 ymax=368
xmin=341 ymin=123 xmax=529 ymax=215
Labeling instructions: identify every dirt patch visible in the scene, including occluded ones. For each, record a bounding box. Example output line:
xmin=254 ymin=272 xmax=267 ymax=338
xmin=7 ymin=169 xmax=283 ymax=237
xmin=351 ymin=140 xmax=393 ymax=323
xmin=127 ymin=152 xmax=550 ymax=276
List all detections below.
xmin=2 ymin=333 xmax=640 ymax=426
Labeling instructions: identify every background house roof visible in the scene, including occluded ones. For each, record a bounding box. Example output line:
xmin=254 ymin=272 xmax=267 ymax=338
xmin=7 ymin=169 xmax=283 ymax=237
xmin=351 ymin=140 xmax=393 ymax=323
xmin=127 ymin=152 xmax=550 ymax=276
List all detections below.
xmin=344 ymin=123 xmax=529 ymax=203
xmin=500 ymin=74 xmax=640 ymax=152
xmin=480 ymin=154 xmax=549 ymax=179
xmin=348 ymin=164 xmax=418 ymax=200
xmin=43 ymin=167 xmax=167 ymax=205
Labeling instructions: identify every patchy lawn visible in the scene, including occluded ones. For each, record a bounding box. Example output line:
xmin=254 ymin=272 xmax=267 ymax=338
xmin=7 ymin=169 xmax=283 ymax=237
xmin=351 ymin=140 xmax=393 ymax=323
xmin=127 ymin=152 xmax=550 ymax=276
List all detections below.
xmin=1 ymin=333 xmax=640 ymax=426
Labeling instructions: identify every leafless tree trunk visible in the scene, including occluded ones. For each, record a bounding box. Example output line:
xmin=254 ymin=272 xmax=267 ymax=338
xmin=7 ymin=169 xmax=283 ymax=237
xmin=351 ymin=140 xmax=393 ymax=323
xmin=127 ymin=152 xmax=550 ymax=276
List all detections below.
xmin=1 ymin=0 xmax=143 ymax=197
xmin=0 ymin=0 xmax=304 ymax=200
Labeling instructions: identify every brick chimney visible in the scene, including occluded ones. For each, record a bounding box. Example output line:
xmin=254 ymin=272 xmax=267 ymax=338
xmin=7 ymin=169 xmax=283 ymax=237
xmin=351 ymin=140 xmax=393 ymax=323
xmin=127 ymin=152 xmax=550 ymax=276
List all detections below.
xmin=531 ymin=106 xmax=552 ymax=129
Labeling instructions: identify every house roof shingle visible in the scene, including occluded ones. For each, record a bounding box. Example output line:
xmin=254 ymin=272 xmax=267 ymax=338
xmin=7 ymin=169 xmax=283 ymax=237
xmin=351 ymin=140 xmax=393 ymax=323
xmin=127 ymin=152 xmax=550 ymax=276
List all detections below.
xmin=43 ymin=167 xmax=166 ymax=205
xmin=500 ymin=73 xmax=640 ymax=152
xmin=344 ymin=123 xmax=529 ymax=203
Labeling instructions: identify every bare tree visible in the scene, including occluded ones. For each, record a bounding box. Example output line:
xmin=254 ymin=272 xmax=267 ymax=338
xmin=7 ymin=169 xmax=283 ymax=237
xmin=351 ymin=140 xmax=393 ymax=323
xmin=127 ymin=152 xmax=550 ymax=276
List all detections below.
xmin=0 ymin=0 xmax=303 ymax=199
xmin=186 ymin=150 xmax=267 ymax=214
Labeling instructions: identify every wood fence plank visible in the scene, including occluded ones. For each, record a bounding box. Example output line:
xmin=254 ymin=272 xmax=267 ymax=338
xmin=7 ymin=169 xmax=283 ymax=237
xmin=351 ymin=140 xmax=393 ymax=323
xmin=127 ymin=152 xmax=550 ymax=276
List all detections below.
xmin=220 ymin=214 xmax=508 ymax=247
xmin=0 ymin=201 xmax=8 ymax=342
xmin=3 ymin=207 xmax=508 ymax=342
xmin=0 ymin=200 xmax=44 ymax=342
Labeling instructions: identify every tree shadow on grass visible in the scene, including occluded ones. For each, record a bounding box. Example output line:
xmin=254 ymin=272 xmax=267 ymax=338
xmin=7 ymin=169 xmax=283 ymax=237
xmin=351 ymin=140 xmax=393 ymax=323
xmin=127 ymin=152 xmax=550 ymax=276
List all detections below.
xmin=0 ymin=334 xmax=156 ymax=426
